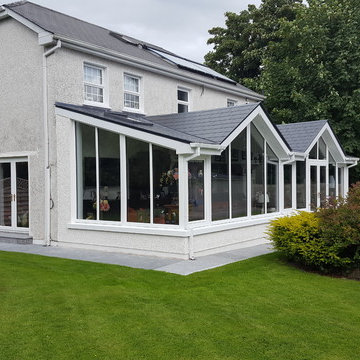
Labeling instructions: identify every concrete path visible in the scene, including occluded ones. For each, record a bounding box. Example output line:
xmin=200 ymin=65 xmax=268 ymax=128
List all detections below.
xmin=0 ymin=242 xmax=274 ymax=275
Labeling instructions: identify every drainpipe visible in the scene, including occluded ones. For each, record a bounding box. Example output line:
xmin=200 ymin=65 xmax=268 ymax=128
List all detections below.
xmin=188 ymin=228 xmax=195 ymax=260
xmin=43 ymin=40 xmax=61 ymax=246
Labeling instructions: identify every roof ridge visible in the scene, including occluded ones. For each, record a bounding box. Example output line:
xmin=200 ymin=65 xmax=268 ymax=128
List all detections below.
xmin=277 ymin=119 xmax=328 ymax=127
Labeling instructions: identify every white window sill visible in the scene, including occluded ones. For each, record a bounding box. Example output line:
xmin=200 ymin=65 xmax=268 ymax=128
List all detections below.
xmin=83 ymin=100 xmax=110 ymax=109
xmin=123 ymin=107 xmax=145 ymax=115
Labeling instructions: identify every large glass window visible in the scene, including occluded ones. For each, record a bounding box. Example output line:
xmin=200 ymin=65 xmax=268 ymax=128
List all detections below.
xmin=338 ymin=167 xmax=344 ymax=197
xmin=310 ymin=165 xmax=317 ymax=211
xmin=211 ymin=148 xmax=229 ymax=221
xmin=153 ymin=146 xmax=179 ymax=225
xmin=126 ymin=138 xmax=150 ymax=223
xmin=283 ymin=165 xmax=292 ymax=209
xmin=16 ymin=162 xmax=29 ymax=228
xmin=319 ymin=137 xmax=326 ymax=160
xmin=0 ymin=163 xmax=11 ymax=227
xmin=98 ymin=129 xmax=120 ymax=221
xmin=76 ymin=123 xmax=97 ymax=220
xmin=266 ymin=144 xmax=278 ymax=213
xmin=328 ymin=153 xmax=336 ymax=198
xmin=296 ymin=161 xmax=306 ymax=209
xmin=231 ymin=130 xmax=247 ymax=218
xmin=251 ymin=124 xmax=265 ymax=215
xmin=188 ymin=161 xmax=204 ymax=221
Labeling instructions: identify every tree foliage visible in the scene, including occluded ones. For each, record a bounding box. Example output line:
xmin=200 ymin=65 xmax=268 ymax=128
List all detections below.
xmin=204 ymin=0 xmax=304 ymax=91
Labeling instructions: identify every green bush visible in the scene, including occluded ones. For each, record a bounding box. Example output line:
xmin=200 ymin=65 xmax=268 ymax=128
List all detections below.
xmin=268 ymin=182 xmax=360 ymax=274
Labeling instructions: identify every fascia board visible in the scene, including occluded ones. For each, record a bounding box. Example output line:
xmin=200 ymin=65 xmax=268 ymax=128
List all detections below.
xmin=221 ymin=106 xmax=291 ymax=157
xmin=305 ymin=123 xmax=347 ymax=161
xmin=55 ymin=108 xmax=193 ymax=155
xmin=56 ymin=36 xmax=264 ymax=101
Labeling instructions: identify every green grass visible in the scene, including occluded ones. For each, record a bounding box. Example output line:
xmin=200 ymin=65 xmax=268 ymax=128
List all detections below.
xmin=0 ymin=251 xmax=359 ymax=360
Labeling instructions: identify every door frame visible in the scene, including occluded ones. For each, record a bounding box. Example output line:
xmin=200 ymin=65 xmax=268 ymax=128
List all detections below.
xmin=0 ymin=157 xmax=29 ymax=233
xmin=308 ymin=160 xmax=328 ymax=209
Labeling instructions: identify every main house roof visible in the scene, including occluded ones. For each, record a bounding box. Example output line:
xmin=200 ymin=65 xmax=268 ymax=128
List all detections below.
xmin=1 ymin=1 xmax=263 ymax=100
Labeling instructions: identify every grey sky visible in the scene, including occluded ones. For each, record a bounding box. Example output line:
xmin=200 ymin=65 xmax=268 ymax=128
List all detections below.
xmin=28 ymin=0 xmax=262 ymax=63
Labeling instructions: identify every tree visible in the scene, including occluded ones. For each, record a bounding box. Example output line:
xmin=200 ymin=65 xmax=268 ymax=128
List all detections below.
xmin=204 ymin=0 xmax=304 ymax=91
xmin=261 ymin=0 xmax=360 ymax=180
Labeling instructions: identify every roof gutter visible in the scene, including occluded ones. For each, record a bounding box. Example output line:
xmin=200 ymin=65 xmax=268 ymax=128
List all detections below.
xmin=43 ymin=39 xmax=62 ymax=246
xmin=54 ymin=35 xmax=264 ymax=101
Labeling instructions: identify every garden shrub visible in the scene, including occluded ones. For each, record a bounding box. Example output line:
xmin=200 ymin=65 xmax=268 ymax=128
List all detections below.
xmin=268 ymin=182 xmax=360 ymax=274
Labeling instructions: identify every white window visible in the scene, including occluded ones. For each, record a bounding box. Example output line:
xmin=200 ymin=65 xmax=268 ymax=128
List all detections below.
xmin=178 ymin=88 xmax=189 ymax=113
xmin=83 ymin=64 xmax=105 ymax=104
xmin=227 ymin=99 xmax=237 ymax=107
xmin=124 ymin=74 xmax=140 ymax=110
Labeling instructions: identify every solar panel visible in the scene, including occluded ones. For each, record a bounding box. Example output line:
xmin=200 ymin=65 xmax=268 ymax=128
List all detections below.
xmin=149 ymin=48 xmax=236 ymax=84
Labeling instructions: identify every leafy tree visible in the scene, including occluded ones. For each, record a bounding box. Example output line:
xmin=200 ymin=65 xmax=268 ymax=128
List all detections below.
xmin=204 ymin=0 xmax=304 ymax=91
xmin=261 ymin=0 xmax=360 ymax=180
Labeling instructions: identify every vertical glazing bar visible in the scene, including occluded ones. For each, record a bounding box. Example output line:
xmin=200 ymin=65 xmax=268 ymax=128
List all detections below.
xmin=95 ymin=128 xmax=100 ymax=221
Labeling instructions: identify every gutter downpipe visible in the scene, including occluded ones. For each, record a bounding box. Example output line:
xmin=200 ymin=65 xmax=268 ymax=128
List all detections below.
xmin=43 ymin=40 xmax=61 ymax=246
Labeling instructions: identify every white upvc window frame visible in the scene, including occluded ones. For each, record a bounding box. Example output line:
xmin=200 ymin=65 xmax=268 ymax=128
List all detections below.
xmin=83 ymin=63 xmax=108 ymax=107
xmin=123 ymin=73 xmax=143 ymax=113
xmin=227 ymin=98 xmax=237 ymax=107
xmin=177 ymin=87 xmax=190 ymax=113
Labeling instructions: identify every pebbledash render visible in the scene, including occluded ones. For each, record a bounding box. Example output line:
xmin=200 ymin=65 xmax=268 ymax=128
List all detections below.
xmin=0 ymin=2 xmax=358 ymax=259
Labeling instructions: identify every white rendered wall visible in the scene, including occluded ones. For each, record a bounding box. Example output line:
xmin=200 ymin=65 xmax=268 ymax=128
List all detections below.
xmin=0 ymin=18 xmax=45 ymax=241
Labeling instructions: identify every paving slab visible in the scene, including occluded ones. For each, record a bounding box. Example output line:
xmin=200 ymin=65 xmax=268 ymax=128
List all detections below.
xmin=0 ymin=242 xmax=274 ymax=275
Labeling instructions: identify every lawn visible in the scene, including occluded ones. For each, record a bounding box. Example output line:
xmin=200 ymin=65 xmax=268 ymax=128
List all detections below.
xmin=0 ymin=251 xmax=359 ymax=360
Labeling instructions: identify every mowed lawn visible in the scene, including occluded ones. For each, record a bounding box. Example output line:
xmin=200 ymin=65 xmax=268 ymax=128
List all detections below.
xmin=0 ymin=251 xmax=359 ymax=360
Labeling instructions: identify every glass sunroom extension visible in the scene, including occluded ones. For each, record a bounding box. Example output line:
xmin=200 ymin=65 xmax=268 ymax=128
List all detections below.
xmin=56 ymin=102 xmax=358 ymax=259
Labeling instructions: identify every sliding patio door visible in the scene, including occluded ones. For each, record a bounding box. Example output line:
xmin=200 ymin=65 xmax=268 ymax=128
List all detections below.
xmin=0 ymin=159 xmax=29 ymax=229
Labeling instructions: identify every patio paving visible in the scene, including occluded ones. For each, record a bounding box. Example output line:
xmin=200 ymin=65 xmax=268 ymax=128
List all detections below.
xmin=0 ymin=242 xmax=274 ymax=275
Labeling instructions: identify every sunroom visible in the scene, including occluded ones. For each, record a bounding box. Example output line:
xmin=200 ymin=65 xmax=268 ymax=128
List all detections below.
xmin=54 ymin=102 xmax=357 ymax=258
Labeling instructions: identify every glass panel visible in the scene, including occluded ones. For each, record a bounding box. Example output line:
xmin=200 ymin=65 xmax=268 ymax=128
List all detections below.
xmin=188 ymin=161 xmax=204 ymax=222
xmin=178 ymin=103 xmax=188 ymax=113
xmin=251 ymin=124 xmax=265 ymax=215
xmin=310 ymin=166 xmax=317 ymax=211
xmin=16 ymin=162 xmax=29 ymax=228
xmin=84 ymin=85 xmax=103 ymax=103
xmin=98 ymin=129 xmax=120 ymax=222
xmin=309 ymin=143 xmax=317 ymax=159
xmin=266 ymin=144 xmax=278 ymax=213
xmin=284 ymin=164 xmax=292 ymax=209
xmin=212 ymin=148 xmax=229 ymax=221
xmin=231 ymin=130 xmax=247 ymax=218
xmin=0 ymin=163 xmax=11 ymax=227
xmin=296 ymin=161 xmax=306 ymax=209
xmin=328 ymin=153 xmax=336 ymax=198
xmin=320 ymin=166 xmax=326 ymax=207
xmin=124 ymin=75 xmax=139 ymax=93
xmin=177 ymin=90 xmax=188 ymax=102
xmin=76 ymin=123 xmax=97 ymax=220
xmin=153 ymin=146 xmax=179 ymax=225
xmin=338 ymin=167 xmax=343 ymax=197
xmin=227 ymin=99 xmax=236 ymax=107
xmin=127 ymin=138 xmax=150 ymax=223
xmin=319 ymin=137 xmax=326 ymax=159
xmin=124 ymin=93 xmax=140 ymax=109
xmin=84 ymin=65 xmax=103 ymax=85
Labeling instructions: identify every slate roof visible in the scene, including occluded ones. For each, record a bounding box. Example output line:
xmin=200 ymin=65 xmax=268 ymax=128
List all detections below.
xmin=148 ymin=103 xmax=261 ymax=144
xmin=2 ymin=1 xmax=262 ymax=98
xmin=55 ymin=102 xmax=215 ymax=144
xmin=276 ymin=120 xmax=328 ymax=153
xmin=56 ymin=102 xmax=265 ymax=145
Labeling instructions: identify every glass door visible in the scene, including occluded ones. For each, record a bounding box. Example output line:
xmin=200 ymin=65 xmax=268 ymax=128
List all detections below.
xmin=0 ymin=160 xmax=29 ymax=229
xmin=310 ymin=164 xmax=327 ymax=210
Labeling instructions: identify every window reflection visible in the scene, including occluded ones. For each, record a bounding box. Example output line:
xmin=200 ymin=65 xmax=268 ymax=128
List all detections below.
xmin=251 ymin=124 xmax=264 ymax=215
xmin=188 ymin=161 xmax=204 ymax=221
xmin=266 ymin=144 xmax=278 ymax=213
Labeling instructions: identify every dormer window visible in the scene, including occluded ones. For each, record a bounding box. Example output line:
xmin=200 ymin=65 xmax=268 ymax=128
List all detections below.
xmin=177 ymin=88 xmax=189 ymax=113
xmin=83 ymin=64 xmax=105 ymax=104
xmin=124 ymin=74 xmax=140 ymax=110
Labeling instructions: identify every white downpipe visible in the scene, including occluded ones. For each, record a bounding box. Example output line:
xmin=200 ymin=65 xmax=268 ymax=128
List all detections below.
xmin=188 ymin=228 xmax=195 ymax=260
xmin=43 ymin=40 xmax=61 ymax=246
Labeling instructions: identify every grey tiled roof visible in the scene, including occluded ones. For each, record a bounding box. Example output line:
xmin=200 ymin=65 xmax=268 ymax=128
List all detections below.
xmin=3 ymin=1 xmax=262 ymax=98
xmin=55 ymin=102 xmax=264 ymax=145
xmin=276 ymin=120 xmax=328 ymax=152
xmin=55 ymin=103 xmax=214 ymax=144
xmin=148 ymin=103 xmax=260 ymax=144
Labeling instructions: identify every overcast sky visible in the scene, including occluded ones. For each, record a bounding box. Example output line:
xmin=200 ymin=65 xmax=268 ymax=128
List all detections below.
xmin=30 ymin=0 xmax=262 ymax=63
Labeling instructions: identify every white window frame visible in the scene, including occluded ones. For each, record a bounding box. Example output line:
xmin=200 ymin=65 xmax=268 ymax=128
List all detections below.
xmin=177 ymin=87 xmax=190 ymax=113
xmin=83 ymin=63 xmax=108 ymax=107
xmin=227 ymin=99 xmax=237 ymax=107
xmin=123 ymin=73 xmax=143 ymax=113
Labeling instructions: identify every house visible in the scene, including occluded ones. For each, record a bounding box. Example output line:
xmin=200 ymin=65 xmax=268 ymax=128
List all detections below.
xmin=0 ymin=2 xmax=357 ymax=259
